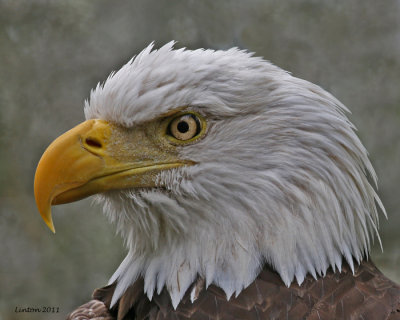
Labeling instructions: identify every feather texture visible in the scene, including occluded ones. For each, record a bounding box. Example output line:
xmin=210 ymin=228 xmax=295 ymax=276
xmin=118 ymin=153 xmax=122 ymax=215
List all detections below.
xmin=67 ymin=260 xmax=400 ymax=320
xmin=84 ymin=43 xmax=386 ymax=307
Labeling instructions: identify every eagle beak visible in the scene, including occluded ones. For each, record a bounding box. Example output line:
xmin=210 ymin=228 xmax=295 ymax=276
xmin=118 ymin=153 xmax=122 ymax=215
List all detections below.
xmin=34 ymin=119 xmax=190 ymax=233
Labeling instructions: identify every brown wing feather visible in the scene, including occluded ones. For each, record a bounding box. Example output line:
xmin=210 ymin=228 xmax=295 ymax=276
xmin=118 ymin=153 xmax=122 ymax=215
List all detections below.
xmin=67 ymin=260 xmax=400 ymax=320
xmin=66 ymin=299 xmax=115 ymax=320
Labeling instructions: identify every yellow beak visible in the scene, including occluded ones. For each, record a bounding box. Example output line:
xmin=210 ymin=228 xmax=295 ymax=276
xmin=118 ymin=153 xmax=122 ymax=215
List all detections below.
xmin=34 ymin=119 xmax=191 ymax=233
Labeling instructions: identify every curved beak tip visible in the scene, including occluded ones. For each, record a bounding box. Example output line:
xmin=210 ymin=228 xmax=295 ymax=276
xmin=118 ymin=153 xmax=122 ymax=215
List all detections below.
xmin=38 ymin=206 xmax=56 ymax=233
xmin=34 ymin=178 xmax=56 ymax=233
xmin=46 ymin=220 xmax=56 ymax=234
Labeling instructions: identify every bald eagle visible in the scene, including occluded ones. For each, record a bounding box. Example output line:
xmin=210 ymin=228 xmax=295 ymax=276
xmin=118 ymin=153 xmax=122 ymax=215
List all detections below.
xmin=34 ymin=42 xmax=400 ymax=320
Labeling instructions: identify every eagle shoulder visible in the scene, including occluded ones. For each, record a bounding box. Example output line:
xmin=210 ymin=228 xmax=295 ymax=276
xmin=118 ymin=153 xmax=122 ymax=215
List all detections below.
xmin=67 ymin=261 xmax=400 ymax=320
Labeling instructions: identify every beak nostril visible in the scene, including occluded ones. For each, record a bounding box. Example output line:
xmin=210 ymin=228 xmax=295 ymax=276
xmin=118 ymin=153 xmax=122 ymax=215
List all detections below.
xmin=85 ymin=137 xmax=102 ymax=148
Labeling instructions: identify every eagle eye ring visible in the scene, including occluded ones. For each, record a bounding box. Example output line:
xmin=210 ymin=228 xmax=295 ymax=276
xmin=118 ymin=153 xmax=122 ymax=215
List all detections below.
xmin=165 ymin=112 xmax=206 ymax=144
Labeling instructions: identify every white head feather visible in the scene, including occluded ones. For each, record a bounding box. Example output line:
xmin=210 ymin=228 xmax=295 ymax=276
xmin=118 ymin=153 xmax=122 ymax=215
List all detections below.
xmin=84 ymin=42 xmax=385 ymax=309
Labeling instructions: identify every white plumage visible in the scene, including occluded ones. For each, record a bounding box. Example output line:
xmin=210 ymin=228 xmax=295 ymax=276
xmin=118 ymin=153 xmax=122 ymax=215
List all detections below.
xmin=84 ymin=42 xmax=385 ymax=309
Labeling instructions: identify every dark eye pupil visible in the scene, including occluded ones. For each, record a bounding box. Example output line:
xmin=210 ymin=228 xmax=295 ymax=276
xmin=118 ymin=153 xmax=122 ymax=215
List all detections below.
xmin=177 ymin=121 xmax=189 ymax=133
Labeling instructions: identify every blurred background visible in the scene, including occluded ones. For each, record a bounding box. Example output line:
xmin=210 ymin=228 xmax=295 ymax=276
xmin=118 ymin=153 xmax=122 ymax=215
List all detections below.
xmin=0 ymin=0 xmax=399 ymax=319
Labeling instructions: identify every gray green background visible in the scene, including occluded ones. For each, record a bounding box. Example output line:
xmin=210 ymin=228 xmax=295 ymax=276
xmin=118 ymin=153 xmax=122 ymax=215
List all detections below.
xmin=0 ymin=1 xmax=399 ymax=319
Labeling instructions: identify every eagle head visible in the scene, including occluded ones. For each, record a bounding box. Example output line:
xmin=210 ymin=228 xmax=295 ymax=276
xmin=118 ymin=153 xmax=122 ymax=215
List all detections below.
xmin=34 ymin=42 xmax=384 ymax=308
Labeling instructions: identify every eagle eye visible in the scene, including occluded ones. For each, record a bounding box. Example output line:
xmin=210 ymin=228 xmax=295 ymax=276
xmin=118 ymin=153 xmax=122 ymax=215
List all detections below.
xmin=168 ymin=114 xmax=201 ymax=141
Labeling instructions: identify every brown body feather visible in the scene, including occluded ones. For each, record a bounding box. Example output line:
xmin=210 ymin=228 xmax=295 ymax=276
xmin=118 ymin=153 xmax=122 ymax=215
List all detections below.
xmin=67 ymin=261 xmax=400 ymax=320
